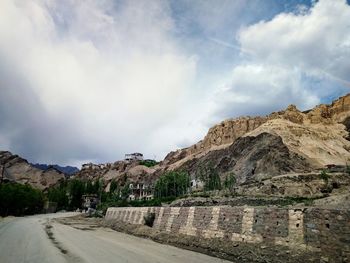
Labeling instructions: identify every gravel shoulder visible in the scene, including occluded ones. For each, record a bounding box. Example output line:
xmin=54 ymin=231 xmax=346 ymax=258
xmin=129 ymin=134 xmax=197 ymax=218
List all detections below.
xmin=0 ymin=213 xmax=231 ymax=263
xmin=57 ymin=214 xmax=322 ymax=263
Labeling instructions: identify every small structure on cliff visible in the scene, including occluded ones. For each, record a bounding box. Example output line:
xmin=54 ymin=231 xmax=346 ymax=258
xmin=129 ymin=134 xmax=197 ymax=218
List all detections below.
xmin=128 ymin=183 xmax=153 ymax=201
xmin=190 ymin=178 xmax=204 ymax=191
xmin=82 ymin=194 xmax=100 ymax=210
xmin=125 ymin=153 xmax=144 ymax=162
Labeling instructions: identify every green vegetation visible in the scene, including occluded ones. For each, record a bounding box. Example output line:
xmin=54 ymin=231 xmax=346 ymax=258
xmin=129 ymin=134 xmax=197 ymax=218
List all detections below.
xmin=196 ymin=163 xmax=222 ymax=191
xmin=47 ymin=181 xmax=68 ymax=211
xmin=223 ymin=173 xmax=236 ymax=193
xmin=154 ymin=171 xmax=190 ymax=198
xmin=0 ymin=182 xmax=44 ymax=216
xmin=320 ymin=169 xmax=330 ymax=182
xmin=46 ymin=179 xmax=105 ymax=211
xmin=139 ymin=159 xmax=158 ymax=167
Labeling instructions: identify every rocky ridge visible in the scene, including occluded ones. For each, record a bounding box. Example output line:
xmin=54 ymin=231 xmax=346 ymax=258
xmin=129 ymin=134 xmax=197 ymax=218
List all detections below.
xmin=73 ymin=93 xmax=350 ymax=192
xmin=4 ymin=94 xmax=350 ymax=192
xmin=163 ymin=94 xmax=350 ymax=170
xmin=0 ymin=151 xmax=65 ymax=190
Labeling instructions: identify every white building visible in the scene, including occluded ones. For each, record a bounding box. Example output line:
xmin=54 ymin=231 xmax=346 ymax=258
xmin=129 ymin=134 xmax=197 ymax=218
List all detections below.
xmin=190 ymin=178 xmax=204 ymax=191
xmin=125 ymin=153 xmax=143 ymax=162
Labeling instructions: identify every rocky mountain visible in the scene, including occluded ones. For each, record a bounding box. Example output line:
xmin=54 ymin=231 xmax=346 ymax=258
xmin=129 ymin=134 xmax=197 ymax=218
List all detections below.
xmin=4 ymin=93 xmax=350 ymax=192
xmin=74 ymin=93 xmax=350 ymax=190
xmin=32 ymin=163 xmax=79 ymax=175
xmin=174 ymin=132 xmax=311 ymax=184
xmin=163 ymin=94 xmax=350 ymax=170
xmin=0 ymin=151 xmax=65 ymax=190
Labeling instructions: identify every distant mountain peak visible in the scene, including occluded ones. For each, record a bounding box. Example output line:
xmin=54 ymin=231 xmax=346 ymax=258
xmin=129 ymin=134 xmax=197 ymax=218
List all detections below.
xmin=32 ymin=163 xmax=79 ymax=175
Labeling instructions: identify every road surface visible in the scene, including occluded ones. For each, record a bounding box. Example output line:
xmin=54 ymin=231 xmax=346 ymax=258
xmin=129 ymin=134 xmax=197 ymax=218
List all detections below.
xmin=0 ymin=213 xmax=231 ymax=263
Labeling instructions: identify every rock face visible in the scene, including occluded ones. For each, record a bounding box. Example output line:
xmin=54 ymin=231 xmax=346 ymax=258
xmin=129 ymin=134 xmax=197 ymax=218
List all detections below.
xmin=176 ymin=133 xmax=311 ymax=184
xmin=162 ymin=93 xmax=350 ymax=172
xmin=0 ymin=151 xmax=65 ymax=190
xmin=162 ymin=116 xmax=267 ymax=167
xmin=74 ymin=160 xmax=158 ymax=191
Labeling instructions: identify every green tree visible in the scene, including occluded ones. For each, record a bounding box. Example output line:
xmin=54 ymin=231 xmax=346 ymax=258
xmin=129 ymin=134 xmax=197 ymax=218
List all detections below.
xmin=154 ymin=171 xmax=190 ymax=198
xmin=110 ymin=180 xmax=119 ymax=194
xmin=47 ymin=187 xmax=68 ymax=210
xmin=120 ymin=183 xmax=131 ymax=200
xmin=139 ymin=160 xmax=158 ymax=167
xmin=224 ymin=173 xmax=236 ymax=193
xmin=85 ymin=180 xmax=94 ymax=194
xmin=68 ymin=179 xmax=85 ymax=209
xmin=197 ymin=163 xmax=221 ymax=191
xmin=0 ymin=182 xmax=44 ymax=216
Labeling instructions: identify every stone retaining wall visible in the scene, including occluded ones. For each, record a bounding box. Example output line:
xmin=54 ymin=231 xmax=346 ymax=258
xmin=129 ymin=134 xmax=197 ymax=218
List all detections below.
xmin=105 ymin=206 xmax=350 ymax=260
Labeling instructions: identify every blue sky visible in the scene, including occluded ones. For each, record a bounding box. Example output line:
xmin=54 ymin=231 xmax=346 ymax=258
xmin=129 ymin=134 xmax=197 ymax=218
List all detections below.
xmin=0 ymin=0 xmax=349 ymax=166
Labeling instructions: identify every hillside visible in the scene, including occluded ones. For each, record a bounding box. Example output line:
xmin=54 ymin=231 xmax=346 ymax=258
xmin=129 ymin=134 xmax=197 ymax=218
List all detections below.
xmin=163 ymin=94 xmax=350 ymax=170
xmin=72 ymin=94 xmax=350 ymax=193
xmin=3 ymin=94 xmax=350 ymax=192
xmin=0 ymin=151 xmax=65 ymax=190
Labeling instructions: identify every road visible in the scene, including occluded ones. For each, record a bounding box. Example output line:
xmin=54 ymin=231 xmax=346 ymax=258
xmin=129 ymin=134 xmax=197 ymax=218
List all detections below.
xmin=0 ymin=213 xmax=231 ymax=263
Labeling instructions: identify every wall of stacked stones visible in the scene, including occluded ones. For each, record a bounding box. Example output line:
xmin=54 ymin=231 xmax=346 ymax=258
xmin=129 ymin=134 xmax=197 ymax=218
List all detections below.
xmin=105 ymin=206 xmax=350 ymax=258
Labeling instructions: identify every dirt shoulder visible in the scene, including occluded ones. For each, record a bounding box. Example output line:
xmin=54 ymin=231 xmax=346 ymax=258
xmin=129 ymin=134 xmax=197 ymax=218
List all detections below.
xmin=102 ymin=220 xmax=323 ymax=263
xmin=55 ymin=214 xmax=322 ymax=263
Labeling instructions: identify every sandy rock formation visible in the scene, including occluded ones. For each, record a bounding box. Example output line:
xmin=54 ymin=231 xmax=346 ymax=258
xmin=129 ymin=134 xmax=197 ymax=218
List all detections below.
xmin=75 ymin=160 xmax=159 ymax=189
xmin=31 ymin=93 xmax=350 ymax=190
xmin=0 ymin=151 xmax=65 ymax=190
xmin=163 ymin=93 xmax=350 ymax=172
xmin=246 ymin=119 xmax=350 ymax=167
xmin=174 ymin=133 xmax=311 ymax=184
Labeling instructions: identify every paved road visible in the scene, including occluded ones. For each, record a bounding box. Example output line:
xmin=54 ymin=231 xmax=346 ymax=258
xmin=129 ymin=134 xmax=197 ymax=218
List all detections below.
xmin=0 ymin=213 xmax=231 ymax=263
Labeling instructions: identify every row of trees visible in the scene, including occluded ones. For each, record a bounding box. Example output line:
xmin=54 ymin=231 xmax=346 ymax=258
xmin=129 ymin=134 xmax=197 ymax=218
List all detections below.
xmin=153 ymin=166 xmax=237 ymax=199
xmin=0 ymin=182 xmax=45 ymax=216
xmin=154 ymin=171 xmax=191 ymax=198
xmin=0 ymin=163 xmax=237 ymax=216
xmin=195 ymin=163 xmax=236 ymax=192
xmin=47 ymin=179 xmax=105 ymax=211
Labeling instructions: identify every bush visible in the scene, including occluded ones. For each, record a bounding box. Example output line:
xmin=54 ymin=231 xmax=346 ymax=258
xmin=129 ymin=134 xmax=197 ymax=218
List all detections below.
xmin=139 ymin=160 xmax=158 ymax=167
xmin=320 ymin=169 xmax=330 ymax=182
xmin=143 ymin=212 xmax=155 ymax=227
xmin=0 ymin=182 xmax=44 ymax=216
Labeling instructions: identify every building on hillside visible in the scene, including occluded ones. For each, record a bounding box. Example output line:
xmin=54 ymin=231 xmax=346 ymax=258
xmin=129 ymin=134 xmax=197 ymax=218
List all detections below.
xmin=81 ymin=163 xmax=101 ymax=170
xmin=190 ymin=178 xmax=204 ymax=191
xmin=128 ymin=183 xmax=153 ymax=201
xmin=82 ymin=194 xmax=100 ymax=210
xmin=125 ymin=153 xmax=143 ymax=162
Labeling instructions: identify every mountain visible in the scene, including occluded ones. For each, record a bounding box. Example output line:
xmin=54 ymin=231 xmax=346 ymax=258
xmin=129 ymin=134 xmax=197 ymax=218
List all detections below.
xmin=32 ymin=163 xmax=79 ymax=175
xmin=160 ymin=94 xmax=350 ymax=176
xmin=0 ymin=151 xmax=65 ymax=190
xmin=3 ymin=93 xmax=350 ymax=194
xmin=73 ymin=93 xmax=350 ymax=195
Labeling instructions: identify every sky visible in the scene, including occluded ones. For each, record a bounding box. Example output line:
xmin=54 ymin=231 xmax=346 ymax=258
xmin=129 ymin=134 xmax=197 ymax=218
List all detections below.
xmin=0 ymin=0 xmax=350 ymax=167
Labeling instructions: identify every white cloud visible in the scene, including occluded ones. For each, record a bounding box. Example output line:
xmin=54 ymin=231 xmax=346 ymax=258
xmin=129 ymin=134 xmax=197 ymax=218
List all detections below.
xmin=0 ymin=0 xmax=197 ymax=165
xmin=238 ymin=0 xmax=350 ymax=85
xmin=210 ymin=0 xmax=350 ymax=122
xmin=1 ymin=0 xmax=350 ymax=166
xmin=213 ymin=64 xmax=319 ymax=120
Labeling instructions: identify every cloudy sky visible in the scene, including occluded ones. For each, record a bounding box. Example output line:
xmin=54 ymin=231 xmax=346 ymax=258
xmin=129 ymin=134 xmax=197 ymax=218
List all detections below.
xmin=1 ymin=0 xmax=350 ymax=167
